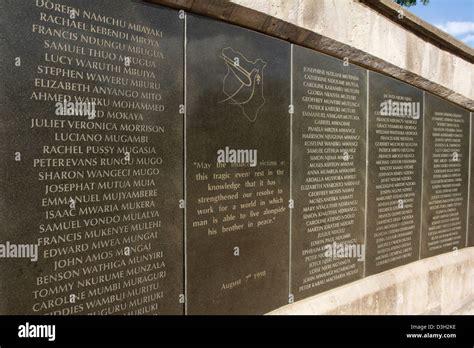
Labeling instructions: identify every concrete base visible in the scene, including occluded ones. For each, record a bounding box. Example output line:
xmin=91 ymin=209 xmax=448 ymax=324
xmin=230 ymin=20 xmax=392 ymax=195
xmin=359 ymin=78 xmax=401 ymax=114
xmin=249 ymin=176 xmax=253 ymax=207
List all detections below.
xmin=269 ymin=247 xmax=474 ymax=315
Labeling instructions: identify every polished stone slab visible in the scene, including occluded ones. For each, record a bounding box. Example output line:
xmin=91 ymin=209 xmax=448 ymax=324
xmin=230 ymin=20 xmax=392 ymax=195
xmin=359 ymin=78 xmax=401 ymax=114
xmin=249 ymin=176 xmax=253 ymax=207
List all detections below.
xmin=291 ymin=45 xmax=367 ymax=301
xmin=421 ymin=93 xmax=470 ymax=257
xmin=365 ymin=72 xmax=423 ymax=275
xmin=186 ymin=14 xmax=290 ymax=314
xmin=0 ymin=0 xmax=184 ymax=314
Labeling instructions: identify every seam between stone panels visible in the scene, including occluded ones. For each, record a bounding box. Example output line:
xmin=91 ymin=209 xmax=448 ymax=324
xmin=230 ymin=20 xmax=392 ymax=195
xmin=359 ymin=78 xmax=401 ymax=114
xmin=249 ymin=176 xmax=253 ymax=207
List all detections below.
xmin=289 ymin=44 xmax=293 ymax=298
xmin=183 ymin=11 xmax=188 ymax=315
xmin=363 ymin=70 xmax=369 ymax=278
xmin=467 ymin=113 xmax=472 ymax=247
xmin=419 ymin=92 xmax=425 ymax=259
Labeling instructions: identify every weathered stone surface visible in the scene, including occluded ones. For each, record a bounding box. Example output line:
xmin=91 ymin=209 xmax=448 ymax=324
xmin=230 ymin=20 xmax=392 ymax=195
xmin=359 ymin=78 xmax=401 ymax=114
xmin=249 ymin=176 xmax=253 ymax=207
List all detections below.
xmin=230 ymin=0 xmax=473 ymax=103
xmin=359 ymin=0 xmax=474 ymax=63
xmin=147 ymin=0 xmax=474 ymax=111
xmin=148 ymin=0 xmax=195 ymax=10
xmin=269 ymin=247 xmax=474 ymax=315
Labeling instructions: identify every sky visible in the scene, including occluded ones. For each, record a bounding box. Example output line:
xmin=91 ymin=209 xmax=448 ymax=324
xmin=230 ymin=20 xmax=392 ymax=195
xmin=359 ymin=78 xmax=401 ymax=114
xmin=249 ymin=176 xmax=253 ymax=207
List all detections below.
xmin=406 ymin=0 xmax=474 ymax=47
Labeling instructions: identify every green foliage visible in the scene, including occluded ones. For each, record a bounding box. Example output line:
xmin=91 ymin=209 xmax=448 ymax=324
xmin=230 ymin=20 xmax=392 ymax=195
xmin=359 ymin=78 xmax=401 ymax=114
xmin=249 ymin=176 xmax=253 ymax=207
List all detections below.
xmin=394 ymin=0 xmax=430 ymax=7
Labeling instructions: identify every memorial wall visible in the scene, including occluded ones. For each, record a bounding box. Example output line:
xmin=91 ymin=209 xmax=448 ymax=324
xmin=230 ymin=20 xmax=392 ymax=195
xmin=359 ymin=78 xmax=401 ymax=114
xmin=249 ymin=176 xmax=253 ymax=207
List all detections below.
xmin=0 ymin=0 xmax=472 ymax=315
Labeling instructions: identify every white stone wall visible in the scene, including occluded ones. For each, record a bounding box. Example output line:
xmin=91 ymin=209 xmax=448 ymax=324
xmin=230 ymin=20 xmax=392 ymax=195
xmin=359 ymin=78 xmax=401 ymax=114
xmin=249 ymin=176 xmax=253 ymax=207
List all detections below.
xmin=231 ymin=0 xmax=473 ymax=101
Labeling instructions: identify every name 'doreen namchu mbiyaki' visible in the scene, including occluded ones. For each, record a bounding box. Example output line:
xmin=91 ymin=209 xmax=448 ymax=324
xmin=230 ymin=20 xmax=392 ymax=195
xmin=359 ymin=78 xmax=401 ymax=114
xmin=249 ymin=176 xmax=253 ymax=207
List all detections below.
xmin=379 ymin=99 xmax=420 ymax=120
xmin=217 ymin=146 xmax=258 ymax=167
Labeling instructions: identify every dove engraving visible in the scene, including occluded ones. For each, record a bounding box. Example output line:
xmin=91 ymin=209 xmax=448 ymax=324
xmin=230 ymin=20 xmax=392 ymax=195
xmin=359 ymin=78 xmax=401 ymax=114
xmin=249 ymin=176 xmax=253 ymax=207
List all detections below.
xmin=219 ymin=47 xmax=267 ymax=122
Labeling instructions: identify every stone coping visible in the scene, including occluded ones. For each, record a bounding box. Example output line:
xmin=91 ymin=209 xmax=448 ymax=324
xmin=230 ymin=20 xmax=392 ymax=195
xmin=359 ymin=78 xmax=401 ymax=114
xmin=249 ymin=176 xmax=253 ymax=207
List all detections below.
xmin=359 ymin=0 xmax=474 ymax=64
xmin=144 ymin=0 xmax=474 ymax=111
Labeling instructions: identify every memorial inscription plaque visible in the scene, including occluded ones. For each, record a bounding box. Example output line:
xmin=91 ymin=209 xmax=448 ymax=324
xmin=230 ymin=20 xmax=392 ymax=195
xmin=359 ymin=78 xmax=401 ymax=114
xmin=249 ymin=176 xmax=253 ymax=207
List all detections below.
xmin=186 ymin=14 xmax=290 ymax=314
xmin=365 ymin=72 xmax=423 ymax=275
xmin=0 ymin=0 xmax=184 ymax=314
xmin=291 ymin=46 xmax=367 ymax=300
xmin=421 ymin=93 xmax=470 ymax=257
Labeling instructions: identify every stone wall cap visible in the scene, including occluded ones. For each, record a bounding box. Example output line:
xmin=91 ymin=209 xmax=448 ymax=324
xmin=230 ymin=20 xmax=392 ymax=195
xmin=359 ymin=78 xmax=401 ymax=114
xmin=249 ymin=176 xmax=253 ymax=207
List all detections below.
xmin=358 ymin=0 xmax=474 ymax=63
